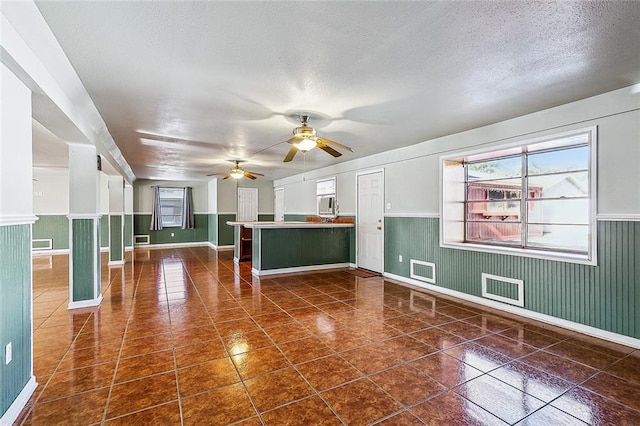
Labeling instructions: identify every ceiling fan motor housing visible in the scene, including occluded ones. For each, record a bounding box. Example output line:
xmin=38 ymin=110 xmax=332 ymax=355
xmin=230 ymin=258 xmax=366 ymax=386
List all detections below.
xmin=293 ymin=126 xmax=316 ymax=139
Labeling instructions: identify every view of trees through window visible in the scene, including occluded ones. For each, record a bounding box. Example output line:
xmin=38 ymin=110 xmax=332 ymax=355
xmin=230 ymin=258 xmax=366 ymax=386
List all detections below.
xmin=464 ymin=137 xmax=590 ymax=254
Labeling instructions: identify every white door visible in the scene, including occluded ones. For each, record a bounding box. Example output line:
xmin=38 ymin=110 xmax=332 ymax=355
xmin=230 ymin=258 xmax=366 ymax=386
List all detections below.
xmin=274 ymin=188 xmax=284 ymax=222
xmin=357 ymin=171 xmax=384 ymax=272
xmin=237 ymin=187 xmax=258 ymax=221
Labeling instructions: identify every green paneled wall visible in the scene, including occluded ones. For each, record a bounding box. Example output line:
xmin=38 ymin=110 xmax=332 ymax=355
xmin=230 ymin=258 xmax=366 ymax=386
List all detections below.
xmin=124 ymin=215 xmax=133 ymax=247
xmin=32 ymin=215 xmax=68 ymax=250
xmin=259 ymin=227 xmax=350 ymax=270
xmin=384 ymin=217 xmax=640 ymax=339
xmin=283 ymin=214 xmax=309 ymax=221
xmin=259 ymin=214 xmax=275 ymax=221
xmin=100 ymin=216 xmax=109 ymax=248
xmin=109 ymin=215 xmax=123 ymax=262
xmin=133 ymin=214 xmax=208 ymax=245
xmin=0 ymin=224 xmax=32 ymax=415
xmin=217 ymin=214 xmax=236 ymax=246
xmin=72 ymin=219 xmax=96 ymax=302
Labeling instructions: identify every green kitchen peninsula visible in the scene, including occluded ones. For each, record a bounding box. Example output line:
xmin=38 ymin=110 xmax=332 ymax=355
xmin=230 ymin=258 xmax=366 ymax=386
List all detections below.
xmin=226 ymin=221 xmax=354 ymax=276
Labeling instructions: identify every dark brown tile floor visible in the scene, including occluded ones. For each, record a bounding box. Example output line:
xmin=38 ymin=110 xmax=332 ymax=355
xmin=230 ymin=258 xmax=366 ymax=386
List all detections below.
xmin=17 ymin=247 xmax=640 ymax=425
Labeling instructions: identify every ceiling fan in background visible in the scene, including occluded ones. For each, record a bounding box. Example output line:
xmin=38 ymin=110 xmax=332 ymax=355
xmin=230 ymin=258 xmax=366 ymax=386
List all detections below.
xmin=283 ymin=114 xmax=353 ymax=162
xmin=207 ymin=160 xmax=264 ymax=180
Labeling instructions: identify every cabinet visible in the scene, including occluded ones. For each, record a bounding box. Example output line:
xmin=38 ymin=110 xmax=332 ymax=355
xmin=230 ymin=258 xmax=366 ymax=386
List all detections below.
xmin=239 ymin=226 xmax=252 ymax=261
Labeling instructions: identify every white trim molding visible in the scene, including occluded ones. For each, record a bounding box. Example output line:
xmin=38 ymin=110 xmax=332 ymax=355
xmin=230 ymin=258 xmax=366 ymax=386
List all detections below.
xmin=67 ymin=213 xmax=103 ymax=219
xmin=596 ymin=213 xmax=640 ymax=222
xmin=68 ymin=294 xmax=103 ymax=310
xmin=384 ymin=272 xmax=640 ymax=349
xmin=32 ymin=248 xmax=69 ymax=256
xmin=0 ymin=215 xmax=38 ymax=226
xmin=0 ymin=376 xmax=37 ymax=426
xmin=384 ymin=212 xmax=440 ymax=218
xmin=133 ymin=241 xmax=210 ymax=250
xmin=252 ymin=263 xmax=351 ymax=277
xmin=207 ymin=243 xmax=234 ymax=251
xmin=108 ymin=260 xmax=125 ymax=266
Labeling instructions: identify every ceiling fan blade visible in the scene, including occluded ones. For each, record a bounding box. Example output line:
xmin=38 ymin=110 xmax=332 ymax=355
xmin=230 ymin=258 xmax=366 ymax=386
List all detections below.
xmin=317 ymin=137 xmax=353 ymax=152
xmin=285 ymin=136 xmax=303 ymax=145
xmin=245 ymin=170 xmax=264 ymax=176
xmin=317 ymin=143 xmax=342 ymax=158
xmin=283 ymin=145 xmax=298 ymax=162
xmin=244 ymin=172 xmax=257 ymax=180
xmin=223 ymin=172 xmax=232 ymax=179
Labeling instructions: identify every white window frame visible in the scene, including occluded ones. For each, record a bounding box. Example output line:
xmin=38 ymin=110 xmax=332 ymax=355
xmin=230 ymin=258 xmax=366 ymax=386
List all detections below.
xmin=440 ymin=126 xmax=597 ymax=266
xmin=159 ymin=187 xmax=185 ymax=228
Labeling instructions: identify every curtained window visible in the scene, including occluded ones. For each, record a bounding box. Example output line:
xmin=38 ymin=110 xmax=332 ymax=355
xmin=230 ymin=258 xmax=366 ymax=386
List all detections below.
xmin=150 ymin=187 xmax=194 ymax=230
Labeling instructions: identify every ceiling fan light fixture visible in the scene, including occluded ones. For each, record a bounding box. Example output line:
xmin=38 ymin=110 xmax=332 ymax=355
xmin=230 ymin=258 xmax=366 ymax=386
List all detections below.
xmin=230 ymin=169 xmax=244 ymax=179
xmin=295 ymin=138 xmax=317 ymax=152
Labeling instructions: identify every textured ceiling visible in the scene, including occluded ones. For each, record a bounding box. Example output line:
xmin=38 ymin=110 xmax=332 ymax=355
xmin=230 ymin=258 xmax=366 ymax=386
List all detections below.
xmin=33 ymin=1 xmax=640 ymax=181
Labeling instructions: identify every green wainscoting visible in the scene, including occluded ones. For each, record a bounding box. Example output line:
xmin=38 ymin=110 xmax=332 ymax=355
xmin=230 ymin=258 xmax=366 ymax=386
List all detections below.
xmin=100 ymin=216 xmax=109 ymax=248
xmin=259 ymin=214 xmax=275 ymax=221
xmin=384 ymin=217 xmax=640 ymax=339
xmin=124 ymin=215 xmax=133 ymax=248
xmin=32 ymin=215 xmax=68 ymax=250
xmin=283 ymin=214 xmax=309 ymax=221
xmin=217 ymin=214 xmax=236 ymax=246
xmin=109 ymin=215 xmax=123 ymax=262
xmin=0 ymin=224 xmax=32 ymax=415
xmin=71 ymin=219 xmax=97 ymax=302
xmin=133 ymin=214 xmax=208 ymax=245
xmin=258 ymin=227 xmax=350 ymax=270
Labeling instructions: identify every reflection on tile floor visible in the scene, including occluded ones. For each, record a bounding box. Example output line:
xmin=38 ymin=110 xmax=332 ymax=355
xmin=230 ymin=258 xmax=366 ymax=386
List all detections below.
xmin=18 ymin=248 xmax=640 ymax=425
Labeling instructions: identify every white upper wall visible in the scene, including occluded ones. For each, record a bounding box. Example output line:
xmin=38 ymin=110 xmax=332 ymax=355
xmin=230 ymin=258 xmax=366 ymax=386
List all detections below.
xmin=133 ymin=179 xmax=208 ymax=213
xmin=33 ymin=168 xmax=69 ymax=215
xmin=216 ymin=179 xmax=275 ymax=214
xmin=275 ymin=85 xmax=640 ymax=217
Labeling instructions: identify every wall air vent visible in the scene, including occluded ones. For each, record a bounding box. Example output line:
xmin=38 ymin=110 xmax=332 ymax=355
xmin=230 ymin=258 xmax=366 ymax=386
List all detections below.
xmin=481 ymin=273 xmax=524 ymax=307
xmin=410 ymin=259 xmax=436 ymax=284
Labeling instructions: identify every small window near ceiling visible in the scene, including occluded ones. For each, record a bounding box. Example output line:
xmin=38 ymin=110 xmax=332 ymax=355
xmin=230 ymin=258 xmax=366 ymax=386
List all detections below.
xmin=441 ymin=127 xmax=597 ymax=265
xmin=159 ymin=187 xmax=184 ymax=227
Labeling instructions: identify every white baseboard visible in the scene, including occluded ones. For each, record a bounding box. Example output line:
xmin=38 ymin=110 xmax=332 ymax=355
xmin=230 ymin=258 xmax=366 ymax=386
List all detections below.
xmin=100 ymin=247 xmax=110 ymax=252
xmin=252 ymin=263 xmax=350 ymax=277
xmin=68 ymin=294 xmax=103 ymax=310
xmin=383 ymin=272 xmax=640 ymax=349
xmin=32 ymin=248 xmax=69 ymax=256
xmin=0 ymin=375 xmax=37 ymax=426
xmin=206 ymin=242 xmax=234 ymax=251
xmin=133 ymin=242 xmax=209 ymax=250
xmin=107 ymin=260 xmax=125 ymax=266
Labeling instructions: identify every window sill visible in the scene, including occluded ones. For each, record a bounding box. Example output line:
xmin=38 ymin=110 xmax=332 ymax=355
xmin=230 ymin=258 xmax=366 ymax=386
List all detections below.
xmin=440 ymin=241 xmax=596 ymax=266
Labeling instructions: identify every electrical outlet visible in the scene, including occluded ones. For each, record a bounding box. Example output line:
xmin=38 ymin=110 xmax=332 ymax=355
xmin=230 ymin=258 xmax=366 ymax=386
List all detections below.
xmin=386 ymin=202 xmax=392 ymax=210
xmin=171 ymin=232 xmax=175 ymax=237
xmin=5 ymin=342 xmax=12 ymax=365
xmin=398 ymin=255 xmax=403 ymax=262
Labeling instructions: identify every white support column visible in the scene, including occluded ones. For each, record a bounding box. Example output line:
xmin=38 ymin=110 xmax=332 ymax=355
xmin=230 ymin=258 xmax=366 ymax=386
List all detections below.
xmin=0 ymin=63 xmax=37 ymax=425
xmin=108 ymin=175 xmax=125 ymax=265
xmin=68 ymin=143 xmax=102 ymax=309
xmin=124 ymin=183 xmax=133 ymax=252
